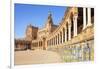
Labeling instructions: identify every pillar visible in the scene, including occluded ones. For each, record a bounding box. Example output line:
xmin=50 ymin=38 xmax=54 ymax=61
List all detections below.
xmin=62 ymin=30 xmax=63 ymax=43
xmin=54 ymin=37 xmax=56 ymax=45
xmin=58 ymin=33 xmax=60 ymax=44
xmin=53 ymin=38 xmax=54 ymax=46
xmin=73 ymin=14 xmax=78 ymax=37
xmin=65 ymin=26 xmax=67 ymax=42
xmin=56 ymin=35 xmax=58 ymax=45
xmin=68 ymin=24 xmax=71 ymax=40
xmin=57 ymin=35 xmax=58 ymax=45
xmin=56 ymin=36 xmax=57 ymax=45
xmin=68 ymin=19 xmax=71 ymax=41
xmin=60 ymin=32 xmax=62 ymax=44
xmin=50 ymin=39 xmax=51 ymax=46
xmin=54 ymin=37 xmax=55 ymax=46
xmin=87 ymin=8 xmax=92 ymax=26
xmin=52 ymin=39 xmax=53 ymax=46
xmin=83 ymin=8 xmax=87 ymax=30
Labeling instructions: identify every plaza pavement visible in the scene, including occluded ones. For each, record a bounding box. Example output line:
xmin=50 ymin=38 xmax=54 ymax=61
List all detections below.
xmin=15 ymin=49 xmax=63 ymax=65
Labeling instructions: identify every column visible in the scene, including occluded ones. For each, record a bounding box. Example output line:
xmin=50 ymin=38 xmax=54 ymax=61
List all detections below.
xmin=68 ymin=24 xmax=71 ymax=40
xmin=73 ymin=14 xmax=78 ymax=37
xmin=54 ymin=37 xmax=55 ymax=45
xmin=62 ymin=30 xmax=63 ymax=43
xmin=55 ymin=37 xmax=57 ymax=45
xmin=54 ymin=36 xmax=56 ymax=45
xmin=56 ymin=36 xmax=57 ymax=45
xmin=53 ymin=38 xmax=54 ymax=46
xmin=68 ymin=19 xmax=71 ymax=40
xmin=53 ymin=37 xmax=55 ymax=46
xmin=83 ymin=8 xmax=87 ymax=30
xmin=87 ymin=8 xmax=92 ymax=26
xmin=38 ymin=41 xmax=40 ymax=47
xmin=57 ymin=35 xmax=58 ymax=45
xmin=52 ymin=38 xmax=53 ymax=46
xmin=48 ymin=40 xmax=49 ymax=46
xmin=65 ymin=26 xmax=67 ymax=42
xmin=37 ymin=42 xmax=39 ymax=49
xmin=60 ymin=32 xmax=62 ymax=44
xmin=41 ymin=41 xmax=42 ymax=47
xmin=49 ymin=40 xmax=50 ymax=46
xmin=56 ymin=36 xmax=58 ymax=45
xmin=52 ymin=39 xmax=53 ymax=46
xmin=50 ymin=39 xmax=51 ymax=46
xmin=58 ymin=33 xmax=60 ymax=44
xmin=50 ymin=40 xmax=51 ymax=46
xmin=55 ymin=37 xmax=56 ymax=45
xmin=56 ymin=35 xmax=58 ymax=45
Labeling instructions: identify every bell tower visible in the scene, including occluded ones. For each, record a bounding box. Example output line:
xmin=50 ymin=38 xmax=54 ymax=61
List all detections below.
xmin=45 ymin=12 xmax=53 ymax=33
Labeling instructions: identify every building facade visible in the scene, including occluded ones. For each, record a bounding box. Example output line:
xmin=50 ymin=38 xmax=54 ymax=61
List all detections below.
xmin=15 ymin=7 xmax=94 ymax=61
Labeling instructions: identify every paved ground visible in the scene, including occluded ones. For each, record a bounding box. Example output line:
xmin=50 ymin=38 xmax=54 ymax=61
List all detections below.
xmin=15 ymin=49 xmax=63 ymax=65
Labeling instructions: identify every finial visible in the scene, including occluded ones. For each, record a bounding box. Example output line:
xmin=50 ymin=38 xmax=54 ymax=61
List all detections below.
xmin=48 ymin=11 xmax=52 ymax=16
xmin=28 ymin=23 xmax=32 ymax=27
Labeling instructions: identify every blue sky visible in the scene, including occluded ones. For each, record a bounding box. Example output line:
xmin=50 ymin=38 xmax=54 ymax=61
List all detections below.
xmin=15 ymin=3 xmax=67 ymax=38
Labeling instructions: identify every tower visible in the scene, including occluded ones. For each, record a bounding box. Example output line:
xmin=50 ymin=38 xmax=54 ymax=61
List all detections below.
xmin=45 ymin=12 xmax=53 ymax=33
xmin=25 ymin=24 xmax=38 ymax=41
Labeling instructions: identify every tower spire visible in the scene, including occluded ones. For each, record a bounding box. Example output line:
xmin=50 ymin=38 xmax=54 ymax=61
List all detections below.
xmin=45 ymin=11 xmax=53 ymax=33
xmin=48 ymin=11 xmax=52 ymax=19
